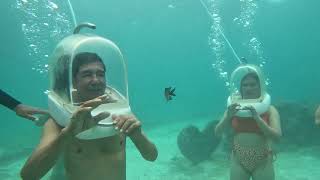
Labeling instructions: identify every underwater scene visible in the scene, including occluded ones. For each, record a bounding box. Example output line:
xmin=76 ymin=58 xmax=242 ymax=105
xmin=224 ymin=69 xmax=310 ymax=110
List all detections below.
xmin=0 ymin=0 xmax=320 ymax=179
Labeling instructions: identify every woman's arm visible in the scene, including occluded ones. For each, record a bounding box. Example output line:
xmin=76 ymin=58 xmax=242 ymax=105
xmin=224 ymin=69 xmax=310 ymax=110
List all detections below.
xmin=256 ymin=106 xmax=282 ymax=142
xmin=215 ymin=111 xmax=233 ymax=136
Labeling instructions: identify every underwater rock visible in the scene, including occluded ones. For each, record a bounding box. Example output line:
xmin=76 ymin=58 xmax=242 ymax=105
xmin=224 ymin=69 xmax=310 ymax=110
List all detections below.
xmin=275 ymin=101 xmax=320 ymax=147
xmin=177 ymin=121 xmax=221 ymax=164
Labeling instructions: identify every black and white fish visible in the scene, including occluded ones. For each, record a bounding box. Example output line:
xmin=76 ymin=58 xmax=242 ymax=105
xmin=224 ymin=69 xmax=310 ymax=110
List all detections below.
xmin=164 ymin=87 xmax=176 ymax=101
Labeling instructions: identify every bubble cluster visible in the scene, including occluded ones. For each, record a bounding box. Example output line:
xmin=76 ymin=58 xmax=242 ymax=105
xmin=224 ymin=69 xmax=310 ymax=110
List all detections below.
xmin=236 ymin=0 xmax=267 ymax=71
xmin=15 ymin=0 xmax=74 ymax=74
xmin=206 ymin=0 xmax=229 ymax=85
xmin=205 ymin=0 xmax=270 ymax=87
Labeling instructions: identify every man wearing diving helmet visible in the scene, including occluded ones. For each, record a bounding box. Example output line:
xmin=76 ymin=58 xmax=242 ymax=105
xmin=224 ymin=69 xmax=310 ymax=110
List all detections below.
xmin=20 ymin=52 xmax=158 ymax=180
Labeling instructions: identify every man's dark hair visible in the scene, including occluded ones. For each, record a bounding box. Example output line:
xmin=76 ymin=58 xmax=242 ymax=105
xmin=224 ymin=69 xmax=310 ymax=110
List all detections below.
xmin=72 ymin=52 xmax=105 ymax=79
xmin=52 ymin=52 xmax=105 ymax=102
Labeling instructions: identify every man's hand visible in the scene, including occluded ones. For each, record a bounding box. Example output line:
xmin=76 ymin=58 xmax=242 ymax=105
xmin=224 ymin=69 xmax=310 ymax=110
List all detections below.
xmin=63 ymin=95 xmax=110 ymax=136
xmin=112 ymin=114 xmax=141 ymax=136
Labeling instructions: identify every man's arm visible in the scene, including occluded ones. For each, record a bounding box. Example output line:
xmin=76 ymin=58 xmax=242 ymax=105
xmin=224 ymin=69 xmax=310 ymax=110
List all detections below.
xmin=215 ymin=111 xmax=232 ymax=137
xmin=129 ymin=130 xmax=158 ymax=161
xmin=0 ymin=89 xmax=48 ymax=121
xmin=20 ymin=119 xmax=71 ymax=180
xmin=113 ymin=114 xmax=158 ymax=161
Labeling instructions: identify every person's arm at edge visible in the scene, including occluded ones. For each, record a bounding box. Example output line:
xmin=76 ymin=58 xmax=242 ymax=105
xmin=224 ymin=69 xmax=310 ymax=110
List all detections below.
xmin=315 ymin=106 xmax=320 ymax=126
xmin=0 ymin=89 xmax=21 ymax=110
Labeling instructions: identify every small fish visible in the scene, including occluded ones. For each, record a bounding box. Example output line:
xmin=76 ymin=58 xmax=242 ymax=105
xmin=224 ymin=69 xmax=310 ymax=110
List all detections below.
xmin=164 ymin=87 xmax=176 ymax=101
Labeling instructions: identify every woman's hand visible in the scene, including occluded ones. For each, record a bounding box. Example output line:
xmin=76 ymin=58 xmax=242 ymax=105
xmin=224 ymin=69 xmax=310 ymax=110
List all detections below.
xmin=242 ymin=105 xmax=260 ymax=121
xmin=226 ymin=103 xmax=241 ymax=119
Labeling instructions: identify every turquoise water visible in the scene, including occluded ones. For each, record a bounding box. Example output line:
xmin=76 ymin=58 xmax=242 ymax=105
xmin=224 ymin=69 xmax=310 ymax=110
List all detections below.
xmin=0 ymin=0 xmax=320 ymax=179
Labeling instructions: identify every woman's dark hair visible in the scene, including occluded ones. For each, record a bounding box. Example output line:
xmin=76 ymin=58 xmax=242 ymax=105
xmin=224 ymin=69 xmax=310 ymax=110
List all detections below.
xmin=240 ymin=72 xmax=260 ymax=97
